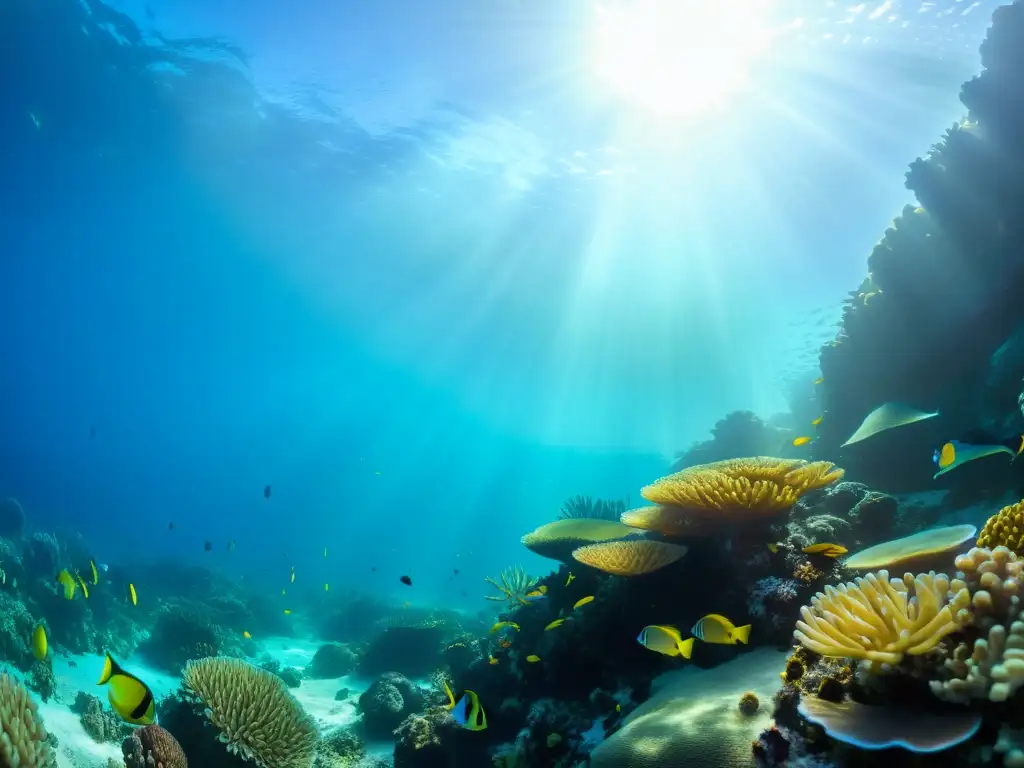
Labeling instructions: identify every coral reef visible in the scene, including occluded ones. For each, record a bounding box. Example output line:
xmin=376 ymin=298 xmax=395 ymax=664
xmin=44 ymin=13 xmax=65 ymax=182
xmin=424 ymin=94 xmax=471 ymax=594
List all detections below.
xmin=72 ymin=692 xmax=133 ymax=744
xmin=122 ymin=724 xmax=188 ymax=768
xmin=572 ymin=539 xmax=688 ymax=576
xmin=306 ymin=643 xmax=358 ymax=678
xmin=0 ymin=498 xmax=25 ymax=540
xmin=0 ymin=671 xmax=57 ymax=767
xmin=559 ymin=495 xmax=627 ymax=521
xmin=358 ymin=672 xmax=426 ymax=739
xmin=358 ymin=626 xmax=445 ymax=678
xmin=670 ymin=411 xmax=794 ymax=472
xmin=313 ymin=726 xmax=364 ymax=768
xmin=977 ymin=499 xmax=1024 ymax=553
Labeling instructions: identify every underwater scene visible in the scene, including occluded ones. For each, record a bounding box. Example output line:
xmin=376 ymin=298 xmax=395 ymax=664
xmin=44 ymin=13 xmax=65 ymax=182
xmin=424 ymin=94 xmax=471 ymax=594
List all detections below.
xmin=6 ymin=0 xmax=1024 ymax=766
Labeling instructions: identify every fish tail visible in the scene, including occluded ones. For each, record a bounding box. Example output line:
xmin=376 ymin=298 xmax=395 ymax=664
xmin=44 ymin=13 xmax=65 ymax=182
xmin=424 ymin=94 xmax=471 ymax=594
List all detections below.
xmin=97 ymin=653 xmax=120 ymax=685
xmin=678 ymin=636 xmax=694 ymax=659
xmin=733 ymin=624 xmax=752 ymax=644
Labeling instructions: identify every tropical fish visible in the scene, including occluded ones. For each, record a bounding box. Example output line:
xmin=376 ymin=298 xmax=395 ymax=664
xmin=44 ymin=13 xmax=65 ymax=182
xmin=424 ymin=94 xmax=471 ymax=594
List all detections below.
xmin=573 ymin=596 xmax=594 ymax=610
xmin=243 ymin=631 xmax=252 ymax=639
xmin=400 ymin=575 xmax=412 ymax=586
xmin=813 ymin=377 xmax=824 ymax=385
xmin=57 ymin=570 xmax=77 ymax=600
xmin=443 ymin=681 xmax=486 ymax=731
xmin=489 ymin=621 xmax=520 ymax=634
xmin=811 ymin=416 xmax=823 ymax=426
xmin=31 ymin=624 xmax=47 ymax=661
xmin=204 ymin=541 xmax=213 ymax=552
xmin=565 ymin=572 xmax=575 ymax=586
xmin=544 ymin=619 xmax=566 ymax=631
xmin=691 ymin=614 xmax=751 ymax=645
xmin=498 ymin=639 xmax=512 ymax=649
xmin=932 ymin=435 xmax=1024 ymax=478
xmin=290 ymin=569 xmax=295 ymax=584
xmin=488 ymin=656 xmax=498 ymax=665
xmin=264 ymin=485 xmax=271 ymax=499
xmin=76 ymin=573 xmax=90 ymax=599
xmin=324 ymin=583 xmax=329 ymax=592
xmin=841 ymin=402 xmax=939 ymax=447
xmin=283 ymin=609 xmax=293 ymax=615
xmin=129 ymin=584 xmax=137 ymax=606
xmin=636 ymin=625 xmax=694 ymax=659
xmin=526 ymin=655 xmax=541 ymax=663
xmin=89 ymin=560 xmax=99 ymax=585
xmin=282 ymin=589 xmax=287 ymax=596
xmin=97 ymin=654 xmax=155 ymax=725
xmin=802 ymin=543 xmax=848 ymax=558
xmin=324 ymin=548 xmax=328 ymax=557
xmin=228 ymin=540 xmax=237 ymax=552
xmin=767 ymin=543 xmax=779 ymax=554
xmin=523 ymin=586 xmax=548 ymax=603
xmin=792 ymin=436 xmax=813 ymax=447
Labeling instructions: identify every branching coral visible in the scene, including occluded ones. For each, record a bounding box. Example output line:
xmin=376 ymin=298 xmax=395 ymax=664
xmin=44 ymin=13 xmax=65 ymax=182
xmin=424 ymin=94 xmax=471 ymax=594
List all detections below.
xmin=977 ymin=500 xmax=1024 ymax=553
xmin=182 ymin=657 xmax=318 ymax=768
xmin=122 ymin=724 xmax=188 ymax=768
xmin=641 ymin=457 xmax=844 ymax=519
xmin=0 ymin=671 xmax=57 ymax=767
xmin=793 ymin=570 xmax=970 ymax=664
xmin=558 ymin=495 xmax=627 ymax=521
xmin=485 ymin=565 xmax=538 ymax=605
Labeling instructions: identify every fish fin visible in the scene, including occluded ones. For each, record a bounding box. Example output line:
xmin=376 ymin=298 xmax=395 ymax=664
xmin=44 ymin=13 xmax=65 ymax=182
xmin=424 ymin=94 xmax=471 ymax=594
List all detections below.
xmin=733 ymin=624 xmax=752 ymax=644
xmin=443 ymin=680 xmax=456 ymax=710
xmin=451 ymin=694 xmax=469 ymax=726
xmin=678 ymin=636 xmax=694 ymax=659
xmin=98 ymin=653 xmax=120 ymax=685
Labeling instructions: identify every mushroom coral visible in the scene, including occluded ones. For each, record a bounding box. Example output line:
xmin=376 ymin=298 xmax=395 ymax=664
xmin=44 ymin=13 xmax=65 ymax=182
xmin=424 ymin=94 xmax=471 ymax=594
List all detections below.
xmin=793 ymin=570 xmax=971 ymax=664
xmin=520 ymin=519 xmax=642 ymax=562
xmin=843 ymin=524 xmax=977 ymax=572
xmin=640 ymin=457 xmax=844 ymax=519
xmin=572 ymin=540 xmax=687 ymax=576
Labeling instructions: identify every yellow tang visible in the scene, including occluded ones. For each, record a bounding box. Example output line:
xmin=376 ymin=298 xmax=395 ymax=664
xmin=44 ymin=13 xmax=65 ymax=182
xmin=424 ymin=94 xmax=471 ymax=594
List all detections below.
xmin=544 ymin=619 xmax=565 ymax=631
xmin=488 ymin=656 xmax=498 ymax=665
xmin=129 ymin=584 xmax=137 ymax=606
xmin=811 ymin=417 xmax=823 ymax=426
xmin=526 ymin=654 xmax=541 ymax=663
xmin=325 ymin=583 xmax=329 ymax=592
xmin=813 ymin=377 xmax=824 ymax=385
xmin=767 ymin=543 xmax=779 ymax=553
xmin=90 ymin=560 xmax=99 ymax=585
xmin=57 ymin=569 xmax=77 ymax=600
xmin=636 ymin=625 xmax=694 ymax=659
xmin=97 ymin=654 xmax=155 ymax=725
xmin=283 ymin=609 xmax=293 ymax=615
xmin=692 ymin=614 xmax=751 ymax=645
xmin=291 ymin=569 xmax=296 ymax=584
xmin=573 ymin=596 xmax=594 ymax=610
xmin=489 ymin=621 xmax=519 ymax=634
xmin=77 ymin=574 xmax=90 ymax=599
xmin=31 ymin=624 xmax=47 ymax=661
xmin=792 ymin=436 xmax=812 ymax=447
xmin=243 ymin=631 xmax=252 ymax=639
xmin=802 ymin=543 xmax=848 ymax=558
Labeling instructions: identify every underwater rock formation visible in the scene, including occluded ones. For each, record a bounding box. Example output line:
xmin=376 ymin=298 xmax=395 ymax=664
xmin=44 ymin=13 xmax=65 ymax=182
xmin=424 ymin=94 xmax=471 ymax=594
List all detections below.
xmin=0 ymin=497 xmax=25 ymax=540
xmin=306 ymin=642 xmax=358 ymax=678
xmin=670 ymin=411 xmax=796 ymax=472
xmin=121 ymin=724 xmax=188 ymax=768
xmin=313 ymin=726 xmax=364 ymax=768
xmin=358 ymin=672 xmax=426 ymax=739
xmin=72 ymin=691 xmax=133 ymax=744
xmin=358 ymin=626 xmax=445 ymax=678
xmin=392 ymin=706 xmax=466 ymax=768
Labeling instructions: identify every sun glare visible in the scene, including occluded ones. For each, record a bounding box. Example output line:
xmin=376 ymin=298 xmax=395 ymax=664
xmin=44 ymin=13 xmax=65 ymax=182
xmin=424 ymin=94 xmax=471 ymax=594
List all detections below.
xmin=590 ymin=0 xmax=777 ymax=116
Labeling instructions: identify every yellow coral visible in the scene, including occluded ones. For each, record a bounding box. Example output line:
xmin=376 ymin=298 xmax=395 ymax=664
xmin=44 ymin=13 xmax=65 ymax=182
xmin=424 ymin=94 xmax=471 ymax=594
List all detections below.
xmin=793 ymin=570 xmax=970 ymax=664
xmin=619 ymin=505 xmax=723 ymax=537
xmin=0 ymin=671 xmax=57 ymax=767
xmin=641 ymin=457 xmax=844 ymax=519
xmin=183 ymin=657 xmax=318 ymax=768
xmin=977 ymin=500 xmax=1024 ymax=553
xmin=572 ymin=540 xmax=687 ymax=576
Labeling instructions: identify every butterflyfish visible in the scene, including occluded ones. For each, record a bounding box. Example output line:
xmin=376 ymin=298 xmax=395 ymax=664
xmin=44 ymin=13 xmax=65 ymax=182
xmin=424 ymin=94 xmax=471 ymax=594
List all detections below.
xmin=451 ymin=689 xmax=487 ymax=731
xmin=573 ymin=596 xmax=594 ymax=610
xmin=802 ymin=543 xmax=847 ymax=558
xmin=932 ymin=435 xmax=1024 ymax=479
xmin=31 ymin=624 xmax=47 ymax=661
xmin=811 ymin=417 xmax=823 ymax=426
xmin=792 ymin=436 xmax=813 ymax=447
xmin=636 ymin=625 xmax=694 ymax=659
xmin=243 ymin=631 xmax=252 ymax=639
xmin=97 ymin=654 xmax=155 ymax=725
xmin=488 ymin=656 xmax=498 ymax=665
xmin=443 ymin=680 xmax=457 ymax=710
xmin=76 ymin=573 xmax=90 ymax=599
xmin=526 ymin=654 xmax=541 ymax=663
xmin=57 ymin=570 xmax=77 ymax=600
xmin=767 ymin=543 xmax=779 ymax=553
xmin=129 ymin=583 xmax=137 ymax=606
xmin=89 ymin=560 xmax=99 ymax=585
xmin=489 ymin=621 xmax=520 ymax=634
xmin=565 ymin=572 xmax=575 ymax=586
xmin=692 ymin=614 xmax=751 ymax=645
xmin=544 ymin=619 xmax=566 ymax=631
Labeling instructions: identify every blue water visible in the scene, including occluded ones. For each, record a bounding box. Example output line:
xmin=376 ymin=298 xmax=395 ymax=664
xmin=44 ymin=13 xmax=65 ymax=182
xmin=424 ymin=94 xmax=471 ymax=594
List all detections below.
xmin=0 ymin=0 xmax=1005 ymax=609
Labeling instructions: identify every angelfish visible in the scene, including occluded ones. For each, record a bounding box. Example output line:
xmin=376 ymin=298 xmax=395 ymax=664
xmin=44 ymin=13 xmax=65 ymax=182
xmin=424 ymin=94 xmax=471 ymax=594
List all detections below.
xmin=933 ymin=436 xmax=1024 ymax=478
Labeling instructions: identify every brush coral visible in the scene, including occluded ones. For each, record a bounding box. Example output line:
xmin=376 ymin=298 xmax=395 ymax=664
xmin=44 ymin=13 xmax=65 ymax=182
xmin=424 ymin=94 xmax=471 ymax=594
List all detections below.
xmin=976 ymin=500 xmax=1024 ymax=553
xmin=793 ymin=570 xmax=970 ymax=664
xmin=641 ymin=457 xmax=844 ymax=519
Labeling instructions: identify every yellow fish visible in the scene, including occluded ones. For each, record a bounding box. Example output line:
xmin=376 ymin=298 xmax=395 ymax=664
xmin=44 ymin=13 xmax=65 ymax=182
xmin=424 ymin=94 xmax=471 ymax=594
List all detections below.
xmin=90 ymin=560 xmax=99 ymax=585
xmin=291 ymin=569 xmax=296 ymax=584
xmin=811 ymin=417 xmax=823 ymax=426
xmin=324 ymin=583 xmax=329 ymax=592
xmin=792 ymin=436 xmax=812 ymax=447
xmin=283 ymin=609 xmax=293 ymax=615
xmin=98 ymin=654 xmax=155 ymax=725
xmin=573 ymin=596 xmax=594 ymax=610
xmin=129 ymin=583 xmax=137 ymax=606
xmin=914 ymin=206 xmax=925 ymax=214
xmin=77 ymin=573 xmax=90 ymax=599
xmin=565 ymin=572 xmax=575 ymax=586
xmin=243 ymin=631 xmax=252 ymax=639
xmin=57 ymin=569 xmax=77 ymax=600
xmin=445 ymin=683 xmax=486 ymax=731
xmin=31 ymin=624 xmax=47 ymax=661
xmin=324 ymin=548 xmax=328 ymax=557
xmin=282 ymin=588 xmax=287 ymax=596
xmin=526 ymin=654 xmax=541 ymax=663
xmin=544 ymin=619 xmax=565 ymax=631
xmin=636 ymin=625 xmax=694 ymax=659
xmin=802 ymin=543 xmax=848 ymax=558
xmin=489 ymin=621 xmax=520 ymax=634
xmin=767 ymin=543 xmax=779 ymax=553
xmin=488 ymin=656 xmax=498 ymax=665
xmin=691 ymin=614 xmax=751 ymax=645
xmin=813 ymin=377 xmax=824 ymax=385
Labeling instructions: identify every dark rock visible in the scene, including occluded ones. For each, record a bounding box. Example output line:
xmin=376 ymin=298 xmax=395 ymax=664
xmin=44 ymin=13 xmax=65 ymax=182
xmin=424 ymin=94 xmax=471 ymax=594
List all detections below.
xmin=334 ymin=687 xmax=350 ymax=701
xmin=0 ymin=498 xmax=24 ymax=540
xmin=358 ymin=626 xmax=444 ymax=678
xmin=358 ymin=672 xmax=425 ymax=739
xmin=306 ymin=642 xmax=358 ymax=678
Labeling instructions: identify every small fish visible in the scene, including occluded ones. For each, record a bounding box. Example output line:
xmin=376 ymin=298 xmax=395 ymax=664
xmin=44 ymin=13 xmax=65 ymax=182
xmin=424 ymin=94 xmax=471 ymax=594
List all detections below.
xmin=444 ymin=681 xmax=487 ymax=731
xmin=31 ymin=624 xmax=47 ymax=661
xmin=324 ymin=583 xmax=329 ymax=592
xmin=57 ymin=570 xmax=77 ymax=600
xmin=637 ymin=625 xmax=694 ymax=659
xmin=283 ymin=609 xmax=293 ymax=615
xmin=802 ymin=543 xmax=848 ymax=558
xmin=498 ymin=639 xmax=512 ymax=649
xmin=282 ymin=588 xmax=287 ymax=596
xmin=489 ymin=621 xmax=520 ymax=634
xmin=97 ymin=654 xmax=155 ymax=725
xmin=615 ymin=703 xmax=621 ymax=713
xmin=168 ymin=522 xmax=174 ymax=531
xmin=526 ymin=655 xmax=541 ymax=663
xmin=767 ymin=543 xmax=779 ymax=553
xmin=565 ymin=572 xmax=575 ymax=586
xmin=914 ymin=206 xmax=925 ymax=214
xmin=89 ymin=560 xmax=99 ymax=585
xmin=290 ymin=570 xmax=295 ymax=584
xmin=264 ymin=485 xmax=271 ymax=499
xmin=792 ymin=436 xmax=812 ymax=447
xmin=453 ymin=568 xmax=459 ymax=575
xmin=813 ymin=377 xmax=824 ymax=385
xmin=489 ymin=656 xmax=498 ymax=665
xmin=932 ymin=435 xmax=1024 ymax=478
xmin=692 ymin=614 xmax=751 ymax=645
xmin=811 ymin=416 xmax=823 ymax=426
xmin=400 ymin=575 xmax=412 ymax=586
xmin=243 ymin=631 xmax=252 ymax=639
xmin=228 ymin=540 xmax=237 ymax=552
xmin=573 ymin=596 xmax=594 ymax=610
xmin=77 ymin=573 xmax=90 ymax=599
xmin=204 ymin=541 xmax=213 ymax=552
xmin=68 ymin=660 xmax=77 ymax=669
xmin=544 ymin=619 xmax=566 ymax=631
xmin=129 ymin=584 xmax=137 ymax=606
xmin=324 ymin=548 xmax=328 ymax=557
